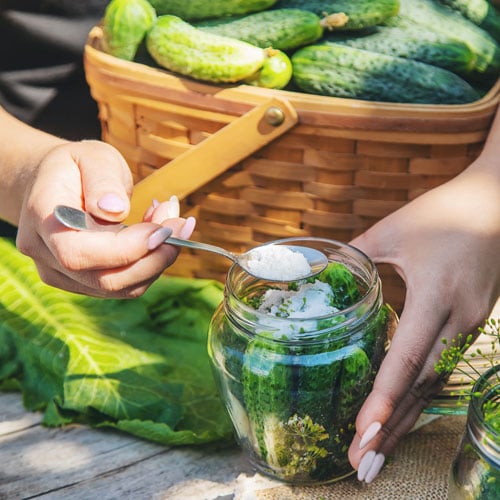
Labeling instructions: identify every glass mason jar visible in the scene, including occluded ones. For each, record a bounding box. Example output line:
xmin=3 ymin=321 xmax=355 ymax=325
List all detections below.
xmin=208 ymin=237 xmax=397 ymax=484
xmin=448 ymin=365 xmax=500 ymax=499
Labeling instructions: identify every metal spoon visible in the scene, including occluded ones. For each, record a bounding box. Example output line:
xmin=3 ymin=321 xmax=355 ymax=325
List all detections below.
xmin=53 ymin=205 xmax=328 ymax=281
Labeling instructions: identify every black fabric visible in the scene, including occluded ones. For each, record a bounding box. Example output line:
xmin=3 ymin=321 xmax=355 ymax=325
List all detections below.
xmin=0 ymin=221 xmax=16 ymax=238
xmin=0 ymin=1 xmax=108 ymax=235
xmin=0 ymin=0 xmax=108 ymax=139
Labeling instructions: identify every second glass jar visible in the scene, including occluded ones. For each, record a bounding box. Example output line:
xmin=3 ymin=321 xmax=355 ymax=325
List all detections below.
xmin=448 ymin=364 xmax=500 ymax=499
xmin=208 ymin=237 xmax=397 ymax=484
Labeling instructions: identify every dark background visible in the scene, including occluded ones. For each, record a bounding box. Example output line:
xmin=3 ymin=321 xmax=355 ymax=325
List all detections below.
xmin=0 ymin=1 xmax=108 ymax=237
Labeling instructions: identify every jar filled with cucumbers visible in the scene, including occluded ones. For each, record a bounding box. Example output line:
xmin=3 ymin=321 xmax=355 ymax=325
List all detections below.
xmin=208 ymin=237 xmax=397 ymax=484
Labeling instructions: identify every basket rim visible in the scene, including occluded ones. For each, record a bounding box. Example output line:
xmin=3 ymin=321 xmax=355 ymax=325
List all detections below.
xmin=85 ymin=25 xmax=500 ymax=119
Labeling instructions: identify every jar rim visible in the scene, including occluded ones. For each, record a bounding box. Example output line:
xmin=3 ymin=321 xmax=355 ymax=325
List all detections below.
xmin=224 ymin=237 xmax=383 ymax=341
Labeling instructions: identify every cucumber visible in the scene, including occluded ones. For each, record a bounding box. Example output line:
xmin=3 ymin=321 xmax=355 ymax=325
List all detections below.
xmin=437 ymin=0 xmax=500 ymax=42
xmin=294 ymin=262 xmax=361 ymax=429
xmin=311 ymin=262 xmax=362 ymax=310
xmin=238 ymin=262 xmax=386 ymax=481
xmin=146 ymin=15 xmax=266 ymax=83
xmin=197 ymin=8 xmax=346 ymax=51
xmin=291 ymin=43 xmax=481 ymax=104
xmin=242 ymin=336 xmax=294 ymax=462
xmin=244 ymin=49 xmax=293 ymax=89
xmin=146 ymin=0 xmax=277 ymax=20
xmin=102 ymin=0 xmax=157 ymax=61
xmin=273 ymin=0 xmax=400 ymax=30
xmin=325 ymin=25 xmax=477 ymax=75
xmin=394 ymin=0 xmax=500 ymax=75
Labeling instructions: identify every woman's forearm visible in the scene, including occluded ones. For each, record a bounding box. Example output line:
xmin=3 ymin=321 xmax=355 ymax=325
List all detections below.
xmin=0 ymin=106 xmax=67 ymax=225
xmin=476 ymin=103 xmax=500 ymax=176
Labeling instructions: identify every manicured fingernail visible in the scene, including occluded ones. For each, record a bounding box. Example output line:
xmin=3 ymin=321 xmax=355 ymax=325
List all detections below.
xmin=357 ymin=450 xmax=376 ymax=482
xmin=147 ymin=226 xmax=173 ymax=250
xmin=144 ymin=203 xmax=155 ymax=220
xmin=152 ymin=198 xmax=160 ymax=208
xmin=365 ymin=453 xmax=385 ymax=484
xmin=98 ymin=193 xmax=127 ymax=213
xmin=359 ymin=421 xmax=382 ymax=450
xmin=165 ymin=195 xmax=180 ymax=219
xmin=179 ymin=216 xmax=196 ymax=239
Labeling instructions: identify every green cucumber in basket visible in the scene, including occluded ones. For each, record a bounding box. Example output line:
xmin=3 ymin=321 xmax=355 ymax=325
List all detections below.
xmin=324 ymin=25 xmax=477 ymax=75
xmin=273 ymin=0 xmax=400 ymax=31
xmin=102 ymin=0 xmax=157 ymax=61
xmin=146 ymin=15 xmax=264 ymax=82
xmin=196 ymin=8 xmax=349 ymax=51
xmin=291 ymin=43 xmax=481 ymax=104
xmin=146 ymin=15 xmax=291 ymax=87
xmin=436 ymin=0 xmax=500 ymax=43
xmin=393 ymin=0 xmax=500 ymax=75
xmin=146 ymin=0 xmax=277 ymax=20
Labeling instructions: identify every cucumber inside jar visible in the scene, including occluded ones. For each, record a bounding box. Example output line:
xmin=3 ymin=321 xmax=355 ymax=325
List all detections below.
xmin=209 ymin=255 xmax=395 ymax=484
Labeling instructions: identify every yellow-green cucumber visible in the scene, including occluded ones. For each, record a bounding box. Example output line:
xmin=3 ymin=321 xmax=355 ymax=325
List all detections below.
xmin=273 ymin=0 xmax=400 ymax=30
xmin=102 ymin=0 xmax=157 ymax=61
xmin=146 ymin=15 xmax=291 ymax=87
xmin=244 ymin=49 xmax=292 ymax=89
xmin=325 ymin=25 xmax=477 ymax=75
xmin=291 ymin=43 xmax=481 ymax=104
xmin=146 ymin=0 xmax=277 ymax=20
xmin=197 ymin=8 xmax=348 ymax=51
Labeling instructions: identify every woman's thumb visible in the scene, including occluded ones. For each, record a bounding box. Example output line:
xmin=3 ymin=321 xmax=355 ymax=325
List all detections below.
xmin=77 ymin=141 xmax=133 ymax=221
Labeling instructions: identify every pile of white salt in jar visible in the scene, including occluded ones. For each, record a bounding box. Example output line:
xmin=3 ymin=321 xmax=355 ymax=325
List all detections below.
xmin=244 ymin=245 xmax=312 ymax=281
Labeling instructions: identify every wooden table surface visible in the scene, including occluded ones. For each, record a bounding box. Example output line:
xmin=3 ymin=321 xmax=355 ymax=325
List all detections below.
xmin=0 ymin=390 xmax=466 ymax=500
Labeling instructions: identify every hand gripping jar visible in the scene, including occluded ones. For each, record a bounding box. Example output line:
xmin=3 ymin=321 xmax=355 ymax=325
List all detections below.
xmin=208 ymin=237 xmax=397 ymax=484
xmin=448 ymin=364 xmax=500 ymax=499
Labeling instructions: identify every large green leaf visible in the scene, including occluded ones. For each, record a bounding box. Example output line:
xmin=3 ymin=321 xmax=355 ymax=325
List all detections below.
xmin=0 ymin=238 xmax=232 ymax=445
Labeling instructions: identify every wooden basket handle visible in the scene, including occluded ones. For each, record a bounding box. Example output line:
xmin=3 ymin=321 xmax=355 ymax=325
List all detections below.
xmin=125 ymin=96 xmax=298 ymax=224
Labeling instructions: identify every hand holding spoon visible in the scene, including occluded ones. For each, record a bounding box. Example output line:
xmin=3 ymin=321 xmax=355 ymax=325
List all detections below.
xmin=53 ymin=205 xmax=328 ymax=281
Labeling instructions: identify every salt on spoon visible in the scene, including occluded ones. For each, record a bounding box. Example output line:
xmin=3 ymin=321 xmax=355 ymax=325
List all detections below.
xmin=242 ymin=244 xmax=314 ymax=281
xmin=53 ymin=205 xmax=328 ymax=281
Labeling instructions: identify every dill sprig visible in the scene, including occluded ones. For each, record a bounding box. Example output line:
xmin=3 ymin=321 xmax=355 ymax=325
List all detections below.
xmin=435 ymin=318 xmax=500 ymax=423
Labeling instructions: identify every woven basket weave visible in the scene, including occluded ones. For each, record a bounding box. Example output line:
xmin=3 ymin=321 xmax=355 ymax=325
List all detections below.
xmin=84 ymin=26 xmax=499 ymax=311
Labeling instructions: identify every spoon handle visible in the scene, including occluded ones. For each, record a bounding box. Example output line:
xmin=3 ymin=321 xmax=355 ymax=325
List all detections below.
xmin=165 ymin=236 xmax=237 ymax=263
xmin=53 ymin=204 xmax=238 ymax=264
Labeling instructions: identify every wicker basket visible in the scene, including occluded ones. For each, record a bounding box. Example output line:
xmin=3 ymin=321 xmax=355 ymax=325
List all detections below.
xmin=84 ymin=26 xmax=499 ymax=311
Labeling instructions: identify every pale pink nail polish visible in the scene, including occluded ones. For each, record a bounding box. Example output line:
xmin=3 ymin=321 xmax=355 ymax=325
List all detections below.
xmin=179 ymin=216 xmax=196 ymax=239
xmin=357 ymin=450 xmax=376 ymax=482
xmin=147 ymin=227 xmax=173 ymax=250
xmin=365 ymin=453 xmax=385 ymax=483
xmin=359 ymin=421 xmax=382 ymax=450
xmin=98 ymin=193 xmax=127 ymax=213
xmin=144 ymin=203 xmax=155 ymax=220
xmin=165 ymin=196 xmax=180 ymax=219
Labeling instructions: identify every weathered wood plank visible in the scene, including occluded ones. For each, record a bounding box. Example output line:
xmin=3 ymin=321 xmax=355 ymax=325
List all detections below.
xmin=0 ymin=398 xmax=168 ymax=498
xmin=0 ymin=393 xmax=278 ymax=500
xmin=0 ymin=393 xmax=42 ymax=435
xmin=40 ymin=443 xmax=261 ymax=500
